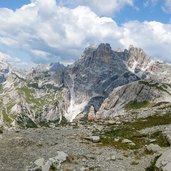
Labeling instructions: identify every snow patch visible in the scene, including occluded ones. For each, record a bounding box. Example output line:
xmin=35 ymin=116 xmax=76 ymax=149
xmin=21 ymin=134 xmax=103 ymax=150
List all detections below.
xmin=64 ymin=73 xmax=88 ymax=121
xmin=65 ymin=100 xmax=88 ymax=121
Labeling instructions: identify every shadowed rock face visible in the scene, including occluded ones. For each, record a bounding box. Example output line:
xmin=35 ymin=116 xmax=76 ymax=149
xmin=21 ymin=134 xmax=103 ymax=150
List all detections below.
xmin=94 ymin=43 xmax=112 ymax=63
xmin=0 ymin=61 xmax=9 ymax=83
xmin=1 ymin=43 xmax=171 ymax=126
xmin=63 ymin=43 xmax=139 ymax=120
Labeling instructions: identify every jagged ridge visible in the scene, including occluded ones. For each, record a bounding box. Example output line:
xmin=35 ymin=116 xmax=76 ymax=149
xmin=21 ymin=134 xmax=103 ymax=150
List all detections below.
xmin=0 ymin=43 xmax=171 ymax=128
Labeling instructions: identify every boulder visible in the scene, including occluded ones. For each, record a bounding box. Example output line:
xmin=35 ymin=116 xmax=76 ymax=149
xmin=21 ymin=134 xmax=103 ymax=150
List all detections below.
xmin=85 ymin=136 xmax=100 ymax=143
xmin=42 ymin=161 xmax=52 ymax=171
xmin=27 ymin=151 xmax=68 ymax=171
xmin=122 ymin=139 xmax=133 ymax=144
xmin=110 ymin=155 xmax=116 ymax=161
xmin=54 ymin=151 xmax=68 ymax=163
xmin=145 ymin=144 xmax=161 ymax=153
xmin=163 ymin=125 xmax=171 ymax=145
xmin=155 ymin=149 xmax=171 ymax=171
xmin=34 ymin=158 xmax=45 ymax=168
xmin=88 ymin=106 xmax=96 ymax=121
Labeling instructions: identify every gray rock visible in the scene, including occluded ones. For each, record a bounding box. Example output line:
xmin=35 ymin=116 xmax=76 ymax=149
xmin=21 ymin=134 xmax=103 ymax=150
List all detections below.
xmin=85 ymin=136 xmax=101 ymax=143
xmin=96 ymin=79 xmax=171 ymax=120
xmin=63 ymin=43 xmax=139 ymax=121
xmin=121 ymin=139 xmax=133 ymax=144
xmin=80 ymin=166 xmax=87 ymax=171
xmin=34 ymin=158 xmax=45 ymax=168
xmin=163 ymin=125 xmax=171 ymax=145
xmin=94 ymin=125 xmax=104 ymax=132
xmin=54 ymin=151 xmax=68 ymax=163
xmin=1 ymin=43 xmax=171 ymax=127
xmin=155 ymin=149 xmax=171 ymax=171
xmin=149 ymin=139 xmax=157 ymax=143
xmin=113 ymin=138 xmax=120 ymax=142
xmin=28 ymin=151 xmax=68 ymax=171
xmin=70 ymin=122 xmax=77 ymax=126
xmin=145 ymin=144 xmax=161 ymax=153
xmin=42 ymin=161 xmax=52 ymax=171
xmin=110 ymin=155 xmax=116 ymax=161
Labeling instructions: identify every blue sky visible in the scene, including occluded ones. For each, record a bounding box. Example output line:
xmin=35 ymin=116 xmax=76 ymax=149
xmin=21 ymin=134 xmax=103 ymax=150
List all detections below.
xmin=1 ymin=0 xmax=170 ymax=24
xmin=0 ymin=0 xmax=171 ymax=65
xmin=115 ymin=0 xmax=171 ymax=24
xmin=0 ymin=0 xmax=31 ymax=10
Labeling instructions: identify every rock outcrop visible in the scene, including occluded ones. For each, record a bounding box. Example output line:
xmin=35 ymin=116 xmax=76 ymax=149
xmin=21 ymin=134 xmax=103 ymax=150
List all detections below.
xmin=27 ymin=151 xmax=69 ymax=171
xmin=63 ymin=43 xmax=139 ymax=121
xmin=1 ymin=43 xmax=171 ymax=127
xmin=96 ymin=80 xmax=171 ymax=119
xmin=155 ymin=149 xmax=171 ymax=171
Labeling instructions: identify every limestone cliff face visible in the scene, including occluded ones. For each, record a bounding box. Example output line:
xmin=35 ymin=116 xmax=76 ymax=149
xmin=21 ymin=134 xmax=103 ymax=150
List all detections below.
xmin=126 ymin=46 xmax=152 ymax=74
xmin=1 ymin=43 xmax=171 ymax=127
xmin=124 ymin=46 xmax=171 ymax=83
xmin=63 ymin=43 xmax=139 ymax=120
xmin=96 ymin=80 xmax=171 ymax=119
xmin=63 ymin=44 xmax=171 ymax=121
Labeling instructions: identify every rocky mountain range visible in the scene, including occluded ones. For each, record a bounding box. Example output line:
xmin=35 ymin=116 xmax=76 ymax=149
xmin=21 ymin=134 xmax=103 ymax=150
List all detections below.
xmin=0 ymin=43 xmax=171 ymax=129
xmin=1 ymin=43 xmax=171 ymax=171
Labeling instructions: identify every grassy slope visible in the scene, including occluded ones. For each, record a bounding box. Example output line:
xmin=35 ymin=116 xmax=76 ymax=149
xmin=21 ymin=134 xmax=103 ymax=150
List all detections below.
xmin=100 ymin=113 xmax=171 ymax=150
xmin=0 ymin=78 xmax=64 ymax=127
xmin=125 ymin=100 xmax=151 ymax=110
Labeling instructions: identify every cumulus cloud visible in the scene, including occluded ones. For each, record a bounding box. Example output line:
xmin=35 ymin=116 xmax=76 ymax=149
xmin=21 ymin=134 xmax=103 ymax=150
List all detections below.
xmin=57 ymin=0 xmax=134 ymax=16
xmin=121 ymin=21 xmax=171 ymax=61
xmin=0 ymin=0 xmax=124 ymax=64
xmin=0 ymin=0 xmax=171 ymax=65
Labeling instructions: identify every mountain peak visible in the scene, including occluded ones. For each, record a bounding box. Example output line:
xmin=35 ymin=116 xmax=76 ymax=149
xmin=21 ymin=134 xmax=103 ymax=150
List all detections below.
xmin=94 ymin=43 xmax=112 ymax=63
xmin=98 ymin=43 xmax=111 ymax=50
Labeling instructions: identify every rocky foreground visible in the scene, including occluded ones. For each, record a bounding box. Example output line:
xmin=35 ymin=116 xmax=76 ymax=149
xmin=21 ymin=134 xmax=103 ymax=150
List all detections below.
xmin=0 ymin=115 xmax=171 ymax=171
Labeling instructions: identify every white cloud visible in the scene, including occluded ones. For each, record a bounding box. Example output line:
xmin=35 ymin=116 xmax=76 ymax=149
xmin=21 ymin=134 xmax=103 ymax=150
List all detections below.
xmin=144 ymin=0 xmax=171 ymax=15
xmin=0 ymin=51 xmax=34 ymax=70
xmin=57 ymin=0 xmax=134 ymax=16
xmin=0 ymin=0 xmax=171 ymax=65
xmin=144 ymin=0 xmax=159 ymax=7
xmin=0 ymin=0 xmax=124 ymax=64
xmin=162 ymin=0 xmax=171 ymax=14
xmin=121 ymin=21 xmax=171 ymax=61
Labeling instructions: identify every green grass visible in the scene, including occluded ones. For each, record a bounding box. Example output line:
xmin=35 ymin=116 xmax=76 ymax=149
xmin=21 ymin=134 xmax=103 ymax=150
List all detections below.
xmin=128 ymin=113 xmax=171 ymax=129
xmin=18 ymin=87 xmax=46 ymax=107
xmin=21 ymin=87 xmax=33 ymax=96
xmin=0 ymin=85 xmax=3 ymax=93
xmin=150 ymin=131 xmax=170 ymax=147
xmin=1 ymin=103 xmax=15 ymax=126
xmin=100 ymin=127 xmax=146 ymax=149
xmin=15 ymin=85 xmax=65 ymax=127
xmin=16 ymin=113 xmax=37 ymax=128
xmin=100 ymin=113 xmax=171 ymax=150
xmin=125 ymin=100 xmax=151 ymax=110
xmin=18 ymin=86 xmax=63 ymax=109
xmin=27 ymin=82 xmax=62 ymax=91
xmin=2 ymin=110 xmax=12 ymax=125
